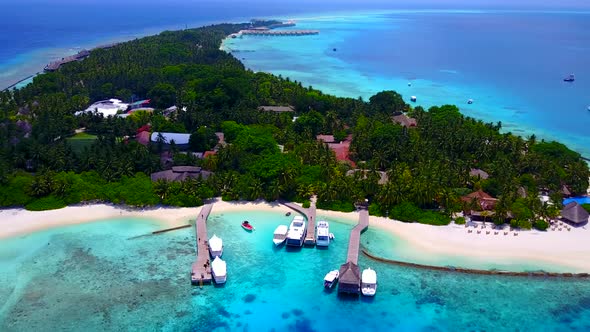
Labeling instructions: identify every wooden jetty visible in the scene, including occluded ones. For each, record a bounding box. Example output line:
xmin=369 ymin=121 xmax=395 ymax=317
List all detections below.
xmin=338 ymin=207 xmax=369 ymax=295
xmin=44 ymin=42 xmax=119 ymax=72
xmin=240 ymin=29 xmax=319 ymax=36
xmin=304 ymin=198 xmax=317 ymax=245
xmin=280 ymin=197 xmax=317 ymax=246
xmin=191 ymin=204 xmax=214 ymax=285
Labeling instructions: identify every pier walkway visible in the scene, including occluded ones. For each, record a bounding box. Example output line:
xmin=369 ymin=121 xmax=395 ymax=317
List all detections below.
xmin=240 ymin=29 xmax=319 ymax=36
xmin=191 ymin=204 xmax=214 ymax=285
xmin=338 ymin=207 xmax=369 ymax=295
xmin=346 ymin=208 xmax=369 ymax=265
xmin=280 ymin=196 xmax=317 ymax=245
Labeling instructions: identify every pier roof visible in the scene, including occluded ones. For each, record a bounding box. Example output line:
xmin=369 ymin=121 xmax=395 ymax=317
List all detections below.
xmin=338 ymin=261 xmax=360 ymax=294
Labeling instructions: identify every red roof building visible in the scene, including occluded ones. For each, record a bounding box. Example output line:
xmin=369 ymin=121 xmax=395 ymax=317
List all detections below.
xmin=136 ymin=131 xmax=151 ymax=146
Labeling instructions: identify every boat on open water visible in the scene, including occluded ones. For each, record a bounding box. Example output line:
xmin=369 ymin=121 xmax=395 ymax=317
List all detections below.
xmin=273 ymin=225 xmax=288 ymax=246
xmin=208 ymin=234 xmax=223 ymax=257
xmin=361 ymin=268 xmax=377 ymax=296
xmin=241 ymin=220 xmax=254 ymax=231
xmin=324 ymin=270 xmax=339 ymax=289
xmin=211 ymin=256 xmax=227 ymax=284
xmin=286 ymin=216 xmax=306 ymax=247
xmin=564 ymin=74 xmax=575 ymax=82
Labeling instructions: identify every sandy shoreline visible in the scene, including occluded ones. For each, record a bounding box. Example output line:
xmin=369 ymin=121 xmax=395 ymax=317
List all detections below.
xmin=2 ymin=199 xmax=590 ymax=273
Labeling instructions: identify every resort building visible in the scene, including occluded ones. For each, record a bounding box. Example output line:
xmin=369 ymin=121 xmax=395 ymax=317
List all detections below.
xmin=150 ymin=166 xmax=212 ymax=182
xmin=150 ymin=132 xmax=191 ymax=149
xmin=392 ymin=113 xmax=417 ymax=128
xmin=338 ymin=261 xmax=361 ymax=295
xmin=469 ymin=168 xmax=490 ymax=180
xmin=560 ymin=202 xmax=589 ymax=226
xmin=345 ymin=169 xmax=388 ymax=185
xmin=316 ymin=134 xmax=355 ymax=166
xmin=128 ymin=99 xmax=151 ymax=110
xmin=258 ymin=105 xmax=295 ymax=113
xmin=77 ymin=99 xmax=129 ymax=117
xmin=461 ymin=190 xmax=499 ymax=220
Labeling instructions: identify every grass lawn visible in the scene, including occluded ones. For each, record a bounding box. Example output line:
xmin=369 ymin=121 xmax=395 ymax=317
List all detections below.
xmin=66 ymin=132 xmax=97 ymax=154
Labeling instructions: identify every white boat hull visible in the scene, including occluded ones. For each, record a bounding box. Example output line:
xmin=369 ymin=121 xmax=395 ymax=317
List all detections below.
xmin=213 ymin=274 xmax=227 ymax=284
xmin=210 ymin=249 xmax=223 ymax=257
xmin=273 ymin=239 xmax=285 ymax=246
xmin=362 ymin=287 xmax=376 ymax=296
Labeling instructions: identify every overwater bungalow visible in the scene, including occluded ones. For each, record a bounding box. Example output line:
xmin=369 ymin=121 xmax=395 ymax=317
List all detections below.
xmin=561 ymin=202 xmax=589 ymax=226
xmin=338 ymin=261 xmax=360 ymax=295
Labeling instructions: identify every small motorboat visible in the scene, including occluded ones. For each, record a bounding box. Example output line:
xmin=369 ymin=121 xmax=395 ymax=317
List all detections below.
xmin=410 ymin=96 xmax=417 ymax=102
xmin=467 ymin=99 xmax=474 ymax=104
xmin=241 ymin=220 xmax=254 ymax=231
xmin=408 ymin=82 xmax=412 ymax=86
xmin=286 ymin=211 xmax=291 ymax=217
xmin=329 ymin=233 xmax=335 ymax=240
xmin=324 ymin=270 xmax=339 ymax=289
xmin=564 ymin=74 xmax=575 ymax=82
xmin=333 ymin=48 xmax=337 ymax=51
xmin=273 ymin=225 xmax=288 ymax=246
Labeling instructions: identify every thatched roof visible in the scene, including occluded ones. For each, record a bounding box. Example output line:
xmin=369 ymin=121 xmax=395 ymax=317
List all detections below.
xmin=338 ymin=261 xmax=360 ymax=294
xmin=461 ymin=190 xmax=498 ymax=211
xmin=561 ymin=202 xmax=589 ymax=224
xmin=151 ymin=166 xmax=212 ymax=182
xmin=561 ymin=185 xmax=572 ymax=197
xmin=469 ymin=168 xmax=489 ymax=180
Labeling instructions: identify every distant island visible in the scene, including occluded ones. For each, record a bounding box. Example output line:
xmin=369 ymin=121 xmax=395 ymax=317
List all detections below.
xmin=0 ymin=19 xmax=588 ymax=234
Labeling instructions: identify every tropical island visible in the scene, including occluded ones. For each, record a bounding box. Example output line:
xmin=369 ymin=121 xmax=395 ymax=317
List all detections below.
xmin=0 ymin=19 xmax=588 ymax=236
xmin=3 ymin=16 xmax=590 ymax=332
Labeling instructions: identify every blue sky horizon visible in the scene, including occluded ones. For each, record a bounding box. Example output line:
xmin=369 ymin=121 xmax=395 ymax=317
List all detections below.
xmin=3 ymin=0 xmax=590 ymax=10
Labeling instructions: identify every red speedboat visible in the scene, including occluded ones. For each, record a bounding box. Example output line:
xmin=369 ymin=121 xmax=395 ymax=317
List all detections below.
xmin=241 ymin=221 xmax=254 ymax=231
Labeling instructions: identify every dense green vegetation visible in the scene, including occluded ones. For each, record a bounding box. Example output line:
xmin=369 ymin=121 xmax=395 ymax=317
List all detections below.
xmin=0 ymin=21 xmax=587 ymax=228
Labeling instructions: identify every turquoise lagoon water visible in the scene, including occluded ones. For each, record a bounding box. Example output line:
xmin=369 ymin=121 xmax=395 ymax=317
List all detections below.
xmin=2 ymin=209 xmax=590 ymax=331
xmin=223 ymin=10 xmax=590 ymax=158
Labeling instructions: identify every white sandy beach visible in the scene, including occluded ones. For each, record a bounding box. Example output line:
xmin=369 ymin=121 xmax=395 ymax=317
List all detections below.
xmin=1 ymin=199 xmax=590 ymax=272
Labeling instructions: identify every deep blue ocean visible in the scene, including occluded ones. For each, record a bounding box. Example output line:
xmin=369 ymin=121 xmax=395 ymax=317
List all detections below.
xmin=2 ymin=3 xmax=589 ymax=157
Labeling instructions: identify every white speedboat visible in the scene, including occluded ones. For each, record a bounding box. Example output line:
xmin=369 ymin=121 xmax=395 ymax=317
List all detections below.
xmin=324 ymin=270 xmax=339 ymax=289
xmin=316 ymin=220 xmax=331 ymax=247
xmin=211 ymin=256 xmax=227 ymax=284
xmin=208 ymin=234 xmax=223 ymax=257
xmin=286 ymin=216 xmax=306 ymax=247
xmin=273 ymin=225 xmax=288 ymax=246
xmin=361 ymin=268 xmax=377 ymax=296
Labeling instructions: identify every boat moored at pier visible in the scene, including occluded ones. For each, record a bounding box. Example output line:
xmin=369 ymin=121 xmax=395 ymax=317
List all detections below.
xmin=211 ymin=256 xmax=227 ymax=284
xmin=361 ymin=268 xmax=377 ymax=296
xmin=208 ymin=234 xmax=223 ymax=257
xmin=273 ymin=225 xmax=289 ymax=246
xmin=286 ymin=216 xmax=306 ymax=247
xmin=324 ymin=270 xmax=339 ymax=289
xmin=316 ymin=220 xmax=331 ymax=247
